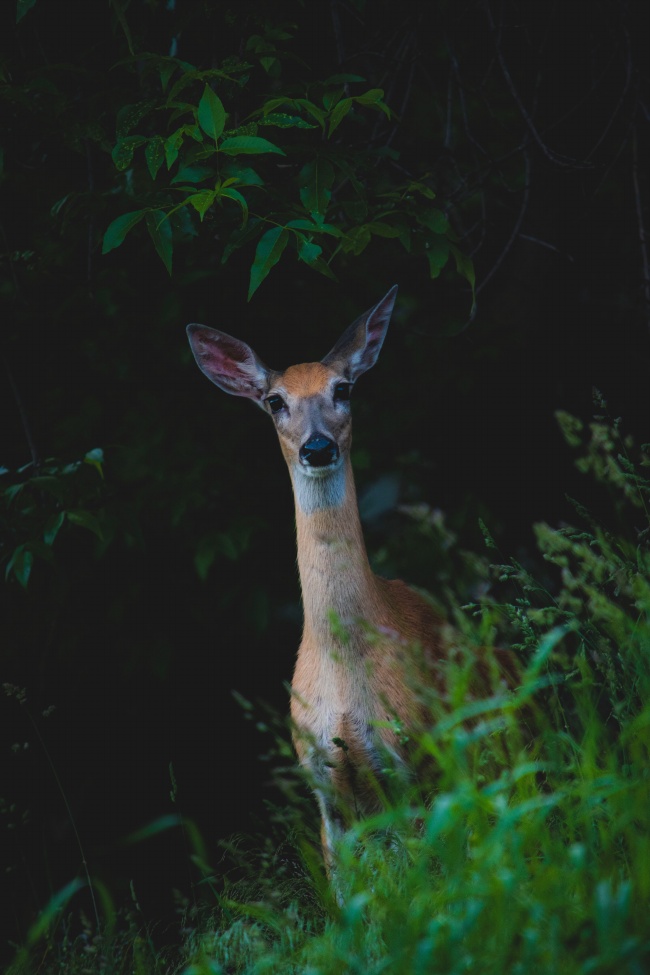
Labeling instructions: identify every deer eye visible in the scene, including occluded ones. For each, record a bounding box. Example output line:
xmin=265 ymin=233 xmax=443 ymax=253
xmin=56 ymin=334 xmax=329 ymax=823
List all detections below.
xmin=266 ymin=395 xmax=286 ymax=415
xmin=333 ymin=383 xmax=351 ymax=402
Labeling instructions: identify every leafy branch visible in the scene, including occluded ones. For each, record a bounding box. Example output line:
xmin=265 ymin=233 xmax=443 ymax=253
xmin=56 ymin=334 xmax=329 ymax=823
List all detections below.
xmin=102 ymin=54 xmax=476 ymax=303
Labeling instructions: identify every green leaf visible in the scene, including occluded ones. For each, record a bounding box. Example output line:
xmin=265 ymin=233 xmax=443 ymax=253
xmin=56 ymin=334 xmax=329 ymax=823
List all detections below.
xmin=295 ymin=98 xmax=326 ymax=129
xmin=355 ymin=88 xmax=385 ymax=105
xmin=44 ymin=512 xmax=65 ymax=546
xmin=310 ymin=257 xmax=337 ymax=280
xmin=16 ymin=0 xmax=37 ymax=23
xmin=164 ymin=129 xmax=185 ymax=169
xmin=220 ymin=187 xmax=249 ymax=225
xmin=296 ymin=235 xmax=323 ymax=265
xmin=6 ymin=545 xmax=33 ymax=588
xmin=407 ymin=180 xmax=436 ymax=200
xmin=262 ymin=97 xmax=291 ymax=114
xmin=25 ymin=879 xmax=86 ymax=945
xmin=450 ymin=243 xmax=476 ymax=314
xmin=116 ymin=101 xmax=155 ymax=139
xmin=323 ymin=87 xmax=345 ymax=110
xmin=258 ymin=113 xmax=316 ymax=129
xmin=4 ymin=483 xmax=24 ymax=503
xmin=285 ymin=218 xmax=342 ymax=237
xmin=425 ymin=236 xmax=450 ymax=277
xmin=366 ymin=221 xmax=401 ymax=238
xmin=450 ymin=243 xmax=476 ymax=290
xmin=145 ymin=136 xmax=164 ymax=180
xmin=146 ymin=210 xmax=173 ymax=274
xmin=84 ymin=448 xmax=104 ymax=478
xmin=524 ymin=626 xmax=569 ymax=682
xmin=111 ymin=136 xmax=146 ymax=171
xmin=109 ymin=0 xmax=135 ymax=56
xmin=328 ymin=97 xmax=353 ymax=136
xmin=102 ymin=210 xmax=147 ymax=254
xmin=293 ymin=232 xmax=336 ymax=279
xmin=183 ymin=123 xmax=203 ymax=144
xmin=67 ymin=510 xmax=104 ymax=539
xmin=221 ymin=220 xmax=261 ymax=265
xmin=299 ymin=159 xmax=334 ymax=217
xmin=159 ymin=60 xmax=177 ymax=91
xmin=223 ymin=122 xmax=258 ymax=139
xmin=398 ymin=227 xmax=412 ymax=252
xmin=344 ymin=225 xmax=372 ymax=256
xmin=286 ymin=218 xmax=325 ymax=232
xmin=221 ymin=163 xmax=264 ymax=186
xmin=219 ymin=136 xmax=285 ymax=156
xmin=194 ymin=538 xmax=215 ymax=580
xmin=419 ymin=208 xmax=449 ymax=234
xmin=323 ymin=73 xmax=365 ymax=85
xmin=248 ymin=227 xmax=289 ymax=300
xmin=198 ymin=85 xmax=226 ymax=143
xmin=171 ymin=165 xmax=214 ymax=185
xmin=185 ymin=190 xmax=216 ymax=221
xmin=260 ymin=56 xmax=280 ymax=76
xmin=123 ymin=813 xmax=185 ymax=845
xmin=355 ymin=88 xmax=391 ymax=118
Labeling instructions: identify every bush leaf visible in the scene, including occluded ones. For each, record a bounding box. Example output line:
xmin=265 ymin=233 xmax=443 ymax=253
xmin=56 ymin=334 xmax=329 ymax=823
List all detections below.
xmin=102 ymin=210 xmax=147 ymax=254
xmin=220 ymin=136 xmax=285 ymax=156
xmin=145 ymin=136 xmax=165 ymax=180
xmin=299 ymin=158 xmax=334 ymax=218
xmin=248 ymin=227 xmax=289 ymax=300
xmin=146 ymin=210 xmax=173 ymax=274
xmin=198 ymin=85 xmax=226 ymax=143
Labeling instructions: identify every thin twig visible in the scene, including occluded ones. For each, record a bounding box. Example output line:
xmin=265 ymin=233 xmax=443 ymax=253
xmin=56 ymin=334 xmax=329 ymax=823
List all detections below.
xmin=518 ymin=234 xmax=575 ymax=263
xmin=330 ymin=0 xmax=346 ymax=79
xmin=5 ymin=362 xmax=41 ymax=469
xmin=484 ymin=0 xmax=592 ymax=170
xmin=24 ymin=703 xmax=102 ymax=931
xmin=0 ymin=223 xmax=41 ymax=468
xmin=477 ymin=146 xmax=531 ymax=294
xmin=85 ymin=139 xmax=95 ymax=288
xmin=631 ymin=125 xmax=650 ymax=334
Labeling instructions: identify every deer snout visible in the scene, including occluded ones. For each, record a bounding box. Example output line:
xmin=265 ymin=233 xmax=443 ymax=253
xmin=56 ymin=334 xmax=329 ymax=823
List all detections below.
xmin=299 ymin=435 xmax=340 ymax=469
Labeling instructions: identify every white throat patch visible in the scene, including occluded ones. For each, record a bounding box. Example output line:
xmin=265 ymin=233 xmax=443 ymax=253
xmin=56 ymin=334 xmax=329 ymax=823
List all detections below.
xmin=292 ymin=463 xmax=347 ymax=514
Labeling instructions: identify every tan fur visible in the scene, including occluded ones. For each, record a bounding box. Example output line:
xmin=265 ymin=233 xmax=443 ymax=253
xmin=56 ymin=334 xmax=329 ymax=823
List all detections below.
xmin=259 ymin=361 xmax=452 ymax=871
xmin=185 ymin=291 xmax=517 ymax=881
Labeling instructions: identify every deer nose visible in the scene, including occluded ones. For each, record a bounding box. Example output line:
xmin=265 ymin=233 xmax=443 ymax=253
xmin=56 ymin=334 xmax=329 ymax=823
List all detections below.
xmin=299 ymin=435 xmax=339 ymax=468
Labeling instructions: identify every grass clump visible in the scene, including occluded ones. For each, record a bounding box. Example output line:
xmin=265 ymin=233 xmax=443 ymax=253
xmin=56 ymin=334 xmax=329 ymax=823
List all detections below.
xmin=7 ymin=406 xmax=650 ymax=974
xmin=180 ymin=406 xmax=650 ymax=975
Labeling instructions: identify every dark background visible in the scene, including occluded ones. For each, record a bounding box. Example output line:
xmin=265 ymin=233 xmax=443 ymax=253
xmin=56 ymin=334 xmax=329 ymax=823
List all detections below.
xmin=1 ymin=0 xmax=649 ymax=953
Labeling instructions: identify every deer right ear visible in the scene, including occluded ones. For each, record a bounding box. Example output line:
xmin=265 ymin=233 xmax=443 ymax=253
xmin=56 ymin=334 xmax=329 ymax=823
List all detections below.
xmin=322 ymin=285 xmax=398 ymax=382
xmin=186 ymin=324 xmax=272 ymax=403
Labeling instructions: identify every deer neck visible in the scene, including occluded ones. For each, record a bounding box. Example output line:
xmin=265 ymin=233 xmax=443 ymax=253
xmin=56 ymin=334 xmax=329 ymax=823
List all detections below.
xmin=290 ymin=457 xmax=381 ymax=646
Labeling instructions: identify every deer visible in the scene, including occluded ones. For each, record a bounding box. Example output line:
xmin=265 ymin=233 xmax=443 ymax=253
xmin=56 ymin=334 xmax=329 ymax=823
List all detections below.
xmin=186 ymin=286 xmax=515 ymax=878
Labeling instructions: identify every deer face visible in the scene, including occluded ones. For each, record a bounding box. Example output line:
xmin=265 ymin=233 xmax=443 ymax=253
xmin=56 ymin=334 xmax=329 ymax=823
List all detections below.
xmin=261 ymin=362 xmax=353 ymax=477
xmin=186 ymin=286 xmax=397 ymax=484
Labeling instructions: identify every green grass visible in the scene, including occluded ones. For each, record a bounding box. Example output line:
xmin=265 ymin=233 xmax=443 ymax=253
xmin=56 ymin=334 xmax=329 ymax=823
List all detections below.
xmin=7 ymin=408 xmax=650 ymax=974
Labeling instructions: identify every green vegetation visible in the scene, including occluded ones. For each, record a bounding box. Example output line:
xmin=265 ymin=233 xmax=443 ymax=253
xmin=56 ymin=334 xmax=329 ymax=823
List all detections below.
xmin=7 ymin=410 xmax=649 ymax=974
xmin=3 ymin=1 xmax=649 ymax=972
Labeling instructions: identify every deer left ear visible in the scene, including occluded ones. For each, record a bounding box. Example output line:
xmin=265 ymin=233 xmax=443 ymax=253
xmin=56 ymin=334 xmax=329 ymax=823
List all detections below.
xmin=186 ymin=323 xmax=272 ymax=403
xmin=322 ymin=285 xmax=398 ymax=382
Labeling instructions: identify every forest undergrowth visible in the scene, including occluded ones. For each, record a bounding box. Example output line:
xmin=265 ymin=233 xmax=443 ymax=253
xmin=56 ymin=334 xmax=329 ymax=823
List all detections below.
xmin=6 ymin=404 xmax=650 ymax=975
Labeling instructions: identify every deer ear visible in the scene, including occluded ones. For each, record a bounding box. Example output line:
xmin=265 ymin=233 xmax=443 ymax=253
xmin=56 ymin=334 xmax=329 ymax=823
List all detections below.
xmin=321 ymin=285 xmax=398 ymax=381
xmin=186 ymin=324 xmax=272 ymax=403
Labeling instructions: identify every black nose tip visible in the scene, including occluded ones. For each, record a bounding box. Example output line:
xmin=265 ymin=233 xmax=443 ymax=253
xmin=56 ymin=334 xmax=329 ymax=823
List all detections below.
xmin=299 ymin=435 xmax=339 ymax=468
